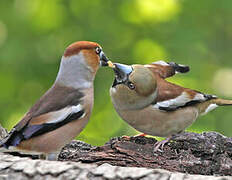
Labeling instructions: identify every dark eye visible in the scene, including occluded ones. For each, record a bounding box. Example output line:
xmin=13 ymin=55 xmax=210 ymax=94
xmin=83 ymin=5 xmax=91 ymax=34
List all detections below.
xmin=95 ymin=47 xmax=101 ymax=54
xmin=128 ymin=82 xmax=135 ymax=90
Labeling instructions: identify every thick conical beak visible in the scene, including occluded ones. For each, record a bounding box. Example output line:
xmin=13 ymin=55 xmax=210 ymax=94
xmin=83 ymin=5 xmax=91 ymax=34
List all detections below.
xmin=100 ymin=53 xmax=110 ymax=66
xmin=113 ymin=63 xmax=133 ymax=83
xmin=99 ymin=51 xmax=114 ymax=67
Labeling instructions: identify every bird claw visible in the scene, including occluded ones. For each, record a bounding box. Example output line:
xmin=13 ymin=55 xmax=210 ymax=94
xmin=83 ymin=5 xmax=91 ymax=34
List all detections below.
xmin=121 ymin=135 xmax=131 ymax=140
xmin=122 ymin=133 xmax=147 ymax=140
xmin=134 ymin=133 xmax=147 ymax=137
xmin=153 ymin=137 xmax=171 ymax=153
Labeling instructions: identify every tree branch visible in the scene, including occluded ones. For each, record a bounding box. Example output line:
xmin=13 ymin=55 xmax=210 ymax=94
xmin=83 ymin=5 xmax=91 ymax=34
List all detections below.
xmin=0 ymin=124 xmax=232 ymax=179
xmin=59 ymin=132 xmax=232 ymax=176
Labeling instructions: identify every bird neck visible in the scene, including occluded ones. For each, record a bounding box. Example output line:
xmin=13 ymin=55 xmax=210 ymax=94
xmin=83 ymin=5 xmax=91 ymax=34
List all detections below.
xmin=55 ymin=53 xmax=97 ymax=89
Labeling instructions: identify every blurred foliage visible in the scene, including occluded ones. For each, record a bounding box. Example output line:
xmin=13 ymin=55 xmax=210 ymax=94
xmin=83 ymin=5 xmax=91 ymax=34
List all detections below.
xmin=0 ymin=0 xmax=232 ymax=146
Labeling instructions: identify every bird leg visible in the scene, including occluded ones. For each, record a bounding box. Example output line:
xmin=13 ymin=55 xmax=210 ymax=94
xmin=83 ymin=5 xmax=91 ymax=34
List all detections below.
xmin=134 ymin=133 xmax=147 ymax=137
xmin=122 ymin=133 xmax=147 ymax=140
xmin=121 ymin=135 xmax=131 ymax=140
xmin=153 ymin=136 xmax=172 ymax=152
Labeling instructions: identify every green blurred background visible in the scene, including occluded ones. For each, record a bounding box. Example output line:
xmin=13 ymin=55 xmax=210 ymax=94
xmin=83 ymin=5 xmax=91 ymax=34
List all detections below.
xmin=0 ymin=0 xmax=232 ymax=146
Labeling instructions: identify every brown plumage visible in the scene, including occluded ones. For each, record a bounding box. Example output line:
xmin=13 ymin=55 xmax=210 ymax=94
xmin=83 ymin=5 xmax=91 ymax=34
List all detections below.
xmin=145 ymin=61 xmax=190 ymax=79
xmin=0 ymin=41 xmax=111 ymax=159
xmin=154 ymin=76 xmax=199 ymax=103
xmin=110 ymin=61 xmax=232 ymax=152
xmin=63 ymin=41 xmax=100 ymax=57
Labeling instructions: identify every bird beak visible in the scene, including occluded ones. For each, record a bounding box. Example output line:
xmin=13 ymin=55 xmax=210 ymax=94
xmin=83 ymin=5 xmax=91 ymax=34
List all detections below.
xmin=99 ymin=51 xmax=114 ymax=67
xmin=112 ymin=63 xmax=133 ymax=84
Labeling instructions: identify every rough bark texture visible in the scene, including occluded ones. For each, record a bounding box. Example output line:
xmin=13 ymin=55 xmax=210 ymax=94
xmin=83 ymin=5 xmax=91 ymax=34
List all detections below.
xmin=59 ymin=132 xmax=232 ymax=176
xmin=0 ymin=124 xmax=232 ymax=179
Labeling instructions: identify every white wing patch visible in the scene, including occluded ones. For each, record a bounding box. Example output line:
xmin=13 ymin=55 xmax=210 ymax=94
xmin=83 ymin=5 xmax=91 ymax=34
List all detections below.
xmin=153 ymin=92 xmax=189 ymax=109
xmin=153 ymin=92 xmax=207 ymax=110
xmin=46 ymin=104 xmax=84 ymax=124
xmin=201 ymin=104 xmax=218 ymax=115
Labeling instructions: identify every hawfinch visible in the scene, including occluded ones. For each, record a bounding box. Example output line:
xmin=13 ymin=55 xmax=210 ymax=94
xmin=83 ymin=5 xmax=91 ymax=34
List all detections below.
xmin=110 ymin=61 xmax=232 ymax=152
xmin=0 ymin=41 xmax=113 ymax=160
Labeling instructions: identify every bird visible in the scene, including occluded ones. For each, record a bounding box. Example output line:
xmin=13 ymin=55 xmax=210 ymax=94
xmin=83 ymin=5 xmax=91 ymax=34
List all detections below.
xmin=0 ymin=41 xmax=114 ymax=160
xmin=109 ymin=61 xmax=232 ymax=152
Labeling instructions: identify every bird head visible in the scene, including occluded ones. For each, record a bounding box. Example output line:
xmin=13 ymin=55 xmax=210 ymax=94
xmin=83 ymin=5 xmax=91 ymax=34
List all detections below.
xmin=110 ymin=63 xmax=157 ymax=110
xmin=55 ymin=41 xmax=114 ymax=88
xmin=63 ymin=41 xmax=112 ymax=72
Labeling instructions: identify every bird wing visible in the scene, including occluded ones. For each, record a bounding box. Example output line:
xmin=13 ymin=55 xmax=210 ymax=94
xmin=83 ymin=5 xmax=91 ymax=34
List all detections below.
xmin=145 ymin=60 xmax=190 ymax=79
xmin=0 ymin=84 xmax=85 ymax=148
xmin=152 ymin=78 xmax=216 ymax=111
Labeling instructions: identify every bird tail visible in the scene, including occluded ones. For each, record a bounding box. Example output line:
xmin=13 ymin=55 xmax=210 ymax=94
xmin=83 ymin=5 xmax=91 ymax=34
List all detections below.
xmin=198 ymin=98 xmax=232 ymax=115
xmin=213 ymin=98 xmax=232 ymax=106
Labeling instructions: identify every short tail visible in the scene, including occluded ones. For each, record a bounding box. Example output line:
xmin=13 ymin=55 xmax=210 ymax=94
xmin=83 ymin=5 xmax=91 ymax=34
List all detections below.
xmin=213 ymin=98 xmax=232 ymax=106
xmin=198 ymin=98 xmax=232 ymax=115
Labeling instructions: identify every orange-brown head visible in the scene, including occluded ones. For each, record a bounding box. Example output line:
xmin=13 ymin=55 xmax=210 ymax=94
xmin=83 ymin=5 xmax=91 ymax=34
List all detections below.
xmin=63 ymin=41 xmax=110 ymax=72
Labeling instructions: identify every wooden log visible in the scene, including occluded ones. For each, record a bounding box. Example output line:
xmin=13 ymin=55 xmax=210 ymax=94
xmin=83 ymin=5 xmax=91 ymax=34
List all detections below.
xmin=59 ymin=132 xmax=232 ymax=176
xmin=0 ymin=124 xmax=232 ymax=179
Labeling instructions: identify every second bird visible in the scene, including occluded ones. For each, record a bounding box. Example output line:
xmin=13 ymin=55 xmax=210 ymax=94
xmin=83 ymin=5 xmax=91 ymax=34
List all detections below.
xmin=110 ymin=61 xmax=232 ymax=152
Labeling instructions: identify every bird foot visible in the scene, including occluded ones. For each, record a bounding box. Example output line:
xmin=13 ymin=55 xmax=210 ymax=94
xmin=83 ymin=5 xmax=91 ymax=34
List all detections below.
xmin=134 ymin=133 xmax=147 ymax=137
xmin=121 ymin=135 xmax=131 ymax=140
xmin=122 ymin=133 xmax=147 ymax=140
xmin=153 ymin=137 xmax=171 ymax=153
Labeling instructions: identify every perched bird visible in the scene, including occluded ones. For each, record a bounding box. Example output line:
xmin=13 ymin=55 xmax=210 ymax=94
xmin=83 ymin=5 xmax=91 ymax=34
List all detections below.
xmin=110 ymin=61 xmax=232 ymax=152
xmin=0 ymin=41 xmax=113 ymax=160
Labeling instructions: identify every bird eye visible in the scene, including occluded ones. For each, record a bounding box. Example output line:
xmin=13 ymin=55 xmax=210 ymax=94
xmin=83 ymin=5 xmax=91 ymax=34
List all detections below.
xmin=128 ymin=82 xmax=135 ymax=90
xmin=95 ymin=47 xmax=101 ymax=54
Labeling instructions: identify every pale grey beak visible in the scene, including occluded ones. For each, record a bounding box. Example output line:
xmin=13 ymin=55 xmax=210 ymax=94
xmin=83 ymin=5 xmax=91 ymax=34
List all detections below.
xmin=112 ymin=63 xmax=133 ymax=86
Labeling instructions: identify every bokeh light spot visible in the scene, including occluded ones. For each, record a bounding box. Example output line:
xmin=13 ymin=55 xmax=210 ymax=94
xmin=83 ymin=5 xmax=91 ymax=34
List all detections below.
xmin=133 ymin=39 xmax=166 ymax=63
xmin=213 ymin=68 xmax=232 ymax=97
xmin=120 ymin=0 xmax=180 ymax=24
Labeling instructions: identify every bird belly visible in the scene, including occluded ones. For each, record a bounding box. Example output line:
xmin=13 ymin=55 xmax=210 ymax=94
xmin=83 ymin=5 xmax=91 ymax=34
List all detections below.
xmin=116 ymin=105 xmax=199 ymax=137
